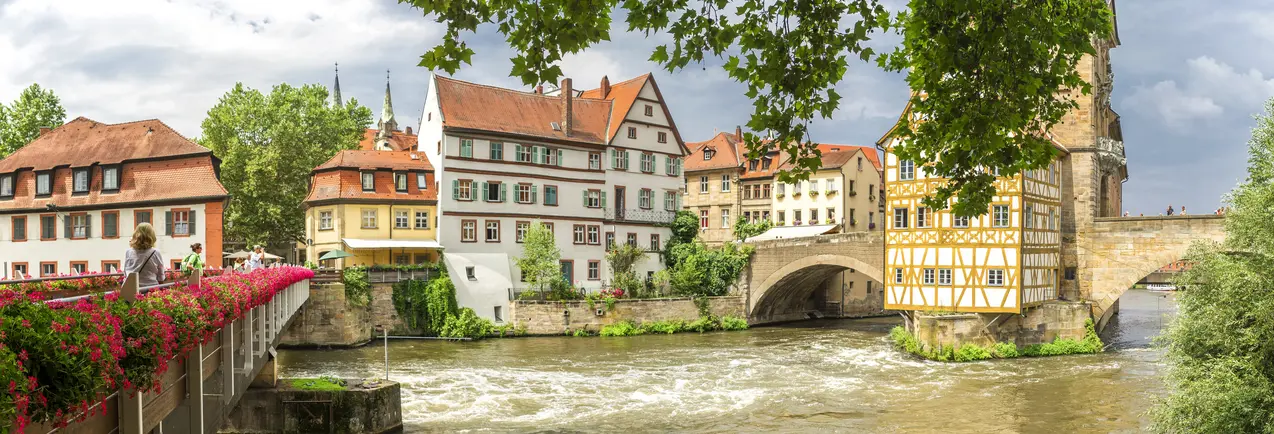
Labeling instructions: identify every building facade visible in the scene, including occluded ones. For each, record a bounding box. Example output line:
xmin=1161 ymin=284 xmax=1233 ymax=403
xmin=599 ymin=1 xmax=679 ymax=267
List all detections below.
xmin=772 ymin=145 xmax=883 ymax=231
xmin=0 ymin=118 xmax=228 ymax=279
xmin=418 ymin=73 xmax=687 ymax=322
xmin=683 ymin=129 xmax=743 ymax=244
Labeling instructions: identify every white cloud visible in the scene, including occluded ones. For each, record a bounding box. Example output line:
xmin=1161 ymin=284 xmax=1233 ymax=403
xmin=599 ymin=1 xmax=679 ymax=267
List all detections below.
xmin=1122 ymin=56 xmax=1274 ymax=129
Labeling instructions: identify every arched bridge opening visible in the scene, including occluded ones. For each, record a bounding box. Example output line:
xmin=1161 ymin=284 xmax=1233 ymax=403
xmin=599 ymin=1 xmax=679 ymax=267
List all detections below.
xmin=742 ymin=232 xmax=886 ymax=325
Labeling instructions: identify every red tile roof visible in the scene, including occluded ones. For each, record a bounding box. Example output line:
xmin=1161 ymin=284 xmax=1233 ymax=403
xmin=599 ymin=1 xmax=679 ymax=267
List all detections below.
xmin=579 ymin=74 xmax=646 ymax=142
xmin=0 ymin=117 xmax=212 ymax=172
xmin=434 ymin=76 xmax=611 ymax=145
xmin=684 ymin=132 xmax=743 ymax=172
xmin=314 ymin=150 xmax=434 ymax=172
xmin=358 ymin=128 xmax=418 ymax=152
xmin=305 ymin=153 xmax=437 ymax=204
xmin=814 ymin=144 xmax=881 ymax=170
xmin=0 ymin=157 xmax=227 ymax=213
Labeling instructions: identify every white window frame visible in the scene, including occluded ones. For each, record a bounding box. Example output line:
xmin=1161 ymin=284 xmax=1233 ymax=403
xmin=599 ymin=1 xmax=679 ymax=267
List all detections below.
xmin=415 ymin=211 xmax=429 ymax=229
xmin=992 ymin=205 xmax=1010 ymax=228
xmin=395 ymin=211 xmax=409 ymax=229
xmin=923 ymin=268 xmax=935 ymax=285
xmin=462 ymin=220 xmax=477 ymax=241
xmin=589 ymin=153 xmax=601 ymax=170
xmin=893 ymin=208 xmax=909 ymax=229
xmin=894 ymin=268 xmax=904 ymax=284
xmin=319 ymin=211 xmax=333 ymax=230
xmin=516 ymin=222 xmax=529 ymax=242
xmin=361 ymin=172 xmax=375 ymax=191
xmin=916 ymin=207 xmax=930 ymax=228
xmin=699 ymin=210 xmax=708 ymax=229
xmin=36 ymin=172 xmax=50 ymax=195
xmin=721 ymin=209 xmax=730 ymax=228
xmin=899 ymin=160 xmax=915 ymax=181
xmin=458 ymin=180 xmax=473 ymax=200
xmin=988 ymin=269 xmax=1005 ymax=286
xmin=938 ymin=269 xmax=952 ymax=285
xmin=361 ymin=209 xmax=378 ymax=229
xmin=1024 ymin=205 xmax=1033 ymax=229
xmin=953 ymin=215 xmax=970 ymax=228
xmin=102 ymin=167 xmax=119 ymax=191
xmin=73 ymin=169 xmax=89 ymax=193
xmin=699 ymin=176 xmax=709 ymax=194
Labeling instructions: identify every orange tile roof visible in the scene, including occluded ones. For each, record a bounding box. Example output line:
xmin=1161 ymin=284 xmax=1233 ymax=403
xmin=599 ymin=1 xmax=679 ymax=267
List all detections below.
xmin=434 ymin=76 xmax=611 ymax=145
xmin=314 ymin=150 xmax=434 ymax=172
xmin=0 ymin=157 xmax=227 ymax=212
xmin=814 ymin=144 xmax=881 ymax=170
xmin=358 ymin=128 xmax=418 ymax=152
xmin=305 ymin=160 xmax=437 ymax=204
xmin=684 ymin=132 xmax=743 ymax=172
xmin=579 ymin=74 xmax=645 ymax=142
xmin=0 ymin=117 xmax=212 ymax=172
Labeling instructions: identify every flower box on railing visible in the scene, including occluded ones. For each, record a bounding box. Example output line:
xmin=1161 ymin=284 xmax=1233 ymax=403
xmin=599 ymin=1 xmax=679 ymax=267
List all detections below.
xmin=809 ymin=190 xmax=819 ymax=197
xmin=826 ymin=218 xmax=837 ymax=225
xmin=849 ymin=190 xmax=857 ymax=196
xmin=869 ymin=222 xmax=877 ymax=230
xmin=827 ymin=189 xmax=838 ymax=196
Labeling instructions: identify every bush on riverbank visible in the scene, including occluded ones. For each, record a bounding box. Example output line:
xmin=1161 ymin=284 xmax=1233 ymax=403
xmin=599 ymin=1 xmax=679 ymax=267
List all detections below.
xmin=889 ymin=319 xmax=1103 ymax=362
xmin=592 ymin=315 xmax=750 ymax=337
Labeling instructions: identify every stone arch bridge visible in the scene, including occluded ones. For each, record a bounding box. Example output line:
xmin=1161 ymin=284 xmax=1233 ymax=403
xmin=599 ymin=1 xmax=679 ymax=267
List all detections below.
xmin=740 ymin=232 xmax=885 ymax=324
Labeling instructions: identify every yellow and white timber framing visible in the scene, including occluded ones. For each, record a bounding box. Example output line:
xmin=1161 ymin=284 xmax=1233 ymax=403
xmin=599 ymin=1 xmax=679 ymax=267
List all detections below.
xmin=880 ymin=106 xmax=1065 ymax=314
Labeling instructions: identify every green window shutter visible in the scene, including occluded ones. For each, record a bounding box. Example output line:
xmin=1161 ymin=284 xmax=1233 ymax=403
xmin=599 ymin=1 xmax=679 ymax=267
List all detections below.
xmin=514 ymin=144 xmax=523 ymax=161
xmin=610 ymin=149 xmax=617 ymax=168
xmin=583 ymin=190 xmax=589 ymax=207
xmin=664 ymin=155 xmax=671 ymax=174
xmin=165 ymin=211 xmax=173 ymax=235
xmin=622 ymin=151 xmax=630 ymax=169
xmin=556 ymin=149 xmax=564 ymax=166
xmin=452 ymin=180 xmax=459 ymax=200
xmin=531 ymin=185 xmax=538 ymax=204
xmin=601 ymin=191 xmax=607 ymax=208
xmin=189 ymin=210 xmax=197 ymax=235
xmin=64 ymin=216 xmax=71 ymax=238
xmin=499 ymin=183 xmax=507 ymax=202
xmin=85 ymin=216 xmax=92 ymax=239
xmin=480 ymin=182 xmax=488 ymax=200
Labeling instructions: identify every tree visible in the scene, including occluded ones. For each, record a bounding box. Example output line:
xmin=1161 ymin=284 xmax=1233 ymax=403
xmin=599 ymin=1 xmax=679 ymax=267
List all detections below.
xmin=403 ymin=0 xmax=1113 ymax=215
xmin=733 ymin=215 xmax=773 ymax=242
xmin=1151 ymin=100 xmax=1274 ymax=433
xmin=666 ymin=241 xmax=753 ymax=297
xmin=663 ymin=210 xmax=700 ymax=267
xmin=606 ymin=243 xmax=648 ymax=296
xmin=515 ymin=222 xmax=562 ymax=293
xmin=199 ymin=83 xmax=372 ymax=246
xmin=0 ymin=84 xmax=67 ymax=158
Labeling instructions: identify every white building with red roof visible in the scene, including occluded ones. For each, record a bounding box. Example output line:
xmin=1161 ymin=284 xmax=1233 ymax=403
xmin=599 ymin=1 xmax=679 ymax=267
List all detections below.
xmin=0 ymin=117 xmax=229 ymax=279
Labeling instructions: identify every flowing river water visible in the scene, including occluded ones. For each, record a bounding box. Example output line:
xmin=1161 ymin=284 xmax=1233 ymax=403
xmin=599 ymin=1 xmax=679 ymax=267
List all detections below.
xmin=278 ymin=289 xmax=1176 ymax=433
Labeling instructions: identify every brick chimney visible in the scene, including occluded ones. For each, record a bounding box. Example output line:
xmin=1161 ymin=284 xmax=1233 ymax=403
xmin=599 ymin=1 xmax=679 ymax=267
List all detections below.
xmin=38 ymin=127 xmax=50 ymax=137
xmin=405 ymin=126 xmax=413 ymax=135
xmin=535 ymin=85 xmax=544 ymax=94
xmin=600 ymin=75 xmax=611 ymax=98
xmin=735 ymin=125 xmax=742 ymax=140
xmin=560 ymin=78 xmax=573 ymax=137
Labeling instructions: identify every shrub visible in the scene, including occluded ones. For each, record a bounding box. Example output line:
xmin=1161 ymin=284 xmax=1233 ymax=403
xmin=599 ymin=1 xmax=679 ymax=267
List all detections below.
xmin=991 ymin=342 xmax=1020 ymax=358
xmin=954 ymin=344 xmax=993 ymax=362
xmin=640 ymin=320 xmax=685 ymax=334
xmin=599 ymin=321 xmax=644 ymax=337
xmin=890 ymin=319 xmax=1103 ymax=362
xmin=341 ymin=266 xmax=371 ymax=307
xmin=438 ymin=308 xmax=494 ymax=339
xmin=721 ymin=316 xmax=749 ymax=331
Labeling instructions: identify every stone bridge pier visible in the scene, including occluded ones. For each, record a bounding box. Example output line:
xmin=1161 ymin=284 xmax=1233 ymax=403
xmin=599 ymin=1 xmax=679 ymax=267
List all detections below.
xmin=1070 ymin=215 xmax=1226 ymax=331
xmin=741 ymin=232 xmax=885 ymax=324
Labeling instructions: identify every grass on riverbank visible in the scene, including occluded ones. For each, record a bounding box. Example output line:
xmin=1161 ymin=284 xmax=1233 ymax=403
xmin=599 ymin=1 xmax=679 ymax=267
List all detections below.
xmin=889 ymin=319 xmax=1104 ymax=362
xmin=289 ymin=376 xmax=347 ymax=391
xmin=580 ymin=316 xmax=749 ymax=337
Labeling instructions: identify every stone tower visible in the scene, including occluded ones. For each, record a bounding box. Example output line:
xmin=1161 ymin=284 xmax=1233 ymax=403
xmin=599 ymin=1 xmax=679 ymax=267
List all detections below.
xmin=375 ymin=71 xmax=398 ymax=150
xmin=1056 ymin=0 xmax=1127 ymax=301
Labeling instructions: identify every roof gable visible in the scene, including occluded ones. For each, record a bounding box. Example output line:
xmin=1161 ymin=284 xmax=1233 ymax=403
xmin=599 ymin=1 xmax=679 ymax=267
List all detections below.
xmin=433 ymin=76 xmax=610 ymax=144
xmin=684 ymin=132 xmax=743 ymax=172
xmin=0 ymin=117 xmax=212 ymax=173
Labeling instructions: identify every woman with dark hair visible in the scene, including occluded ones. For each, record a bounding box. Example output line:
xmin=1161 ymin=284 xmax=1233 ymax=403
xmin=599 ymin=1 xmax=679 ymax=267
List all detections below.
xmin=124 ymin=223 xmax=166 ymax=287
xmin=181 ymin=242 xmax=205 ymax=274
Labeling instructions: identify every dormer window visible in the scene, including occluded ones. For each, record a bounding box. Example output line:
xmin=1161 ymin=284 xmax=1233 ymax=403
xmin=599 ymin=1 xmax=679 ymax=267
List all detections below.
xmin=417 ymin=172 xmax=428 ymax=190
xmin=102 ymin=166 xmax=120 ymax=191
xmin=72 ymin=169 xmax=90 ymax=194
xmin=749 ymin=160 xmax=758 ymax=171
xmin=0 ymin=174 xmax=13 ymax=198
xmin=704 ymin=149 xmax=714 ymax=160
xmin=762 ymin=158 xmax=771 ymax=170
xmin=35 ymin=172 xmax=51 ymax=196
xmin=394 ymin=172 xmax=408 ymax=192
xmin=361 ymin=172 xmax=375 ymax=191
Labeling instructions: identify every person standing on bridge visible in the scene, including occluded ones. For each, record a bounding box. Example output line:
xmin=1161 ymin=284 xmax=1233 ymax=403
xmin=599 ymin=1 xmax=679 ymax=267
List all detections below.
xmin=181 ymin=242 xmax=204 ymax=275
xmin=1181 ymin=206 xmax=1187 ymax=215
xmin=124 ymin=223 xmax=166 ymax=288
xmin=1166 ymin=205 xmax=1175 ymax=216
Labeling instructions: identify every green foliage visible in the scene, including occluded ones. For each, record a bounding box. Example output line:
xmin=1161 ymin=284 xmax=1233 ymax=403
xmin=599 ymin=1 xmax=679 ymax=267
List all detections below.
xmin=733 ymin=215 xmax=773 ymax=241
xmin=571 ymin=328 xmax=592 ymax=337
xmin=406 ymin=1 xmax=1114 ymax=215
xmin=663 ymin=211 xmax=701 ymax=268
xmin=599 ymin=321 xmax=645 ymax=337
xmin=1020 ymin=320 xmax=1103 ymax=356
xmin=953 ymin=344 xmax=993 ymax=362
xmin=720 ymin=316 xmax=749 ymax=331
xmin=304 ymin=261 xmax=319 ymax=271
xmin=598 ymin=316 xmax=749 ymax=337
xmin=1151 ymin=101 xmax=1274 ymax=434
xmin=290 ymin=376 xmax=347 ymax=391
xmin=889 ymin=320 xmax=1101 ymax=362
xmin=0 ymin=83 xmax=66 ymax=158
xmin=693 ymin=296 xmax=711 ymax=317
xmin=607 ymin=243 xmax=648 ymax=296
xmin=516 ymin=222 xmax=562 ymax=292
xmin=391 ymin=276 xmax=469 ymax=337
xmin=341 ymin=266 xmax=372 ymax=307
xmin=199 ymin=82 xmax=372 ymax=246
xmin=424 ymin=277 xmax=459 ymax=334
xmin=439 ymin=308 xmax=495 ymax=339
xmin=666 ymin=241 xmax=754 ymax=297
xmin=991 ymin=342 xmax=1020 ymax=358
xmin=642 ymin=320 xmax=686 ymax=334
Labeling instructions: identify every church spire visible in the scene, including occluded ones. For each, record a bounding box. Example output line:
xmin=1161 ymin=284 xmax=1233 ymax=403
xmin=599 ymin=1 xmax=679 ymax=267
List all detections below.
xmin=378 ymin=70 xmax=397 ymax=133
xmin=332 ymin=63 xmax=343 ymax=107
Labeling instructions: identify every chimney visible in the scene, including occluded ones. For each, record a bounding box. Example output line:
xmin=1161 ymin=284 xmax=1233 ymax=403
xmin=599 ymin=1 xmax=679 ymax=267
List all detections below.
xmin=38 ymin=127 xmax=50 ymax=137
xmin=535 ymin=85 xmax=544 ymax=94
xmin=405 ymin=126 xmax=413 ymax=135
xmin=735 ymin=126 xmax=742 ymax=140
xmin=560 ymin=78 xmax=573 ymax=137
xmin=600 ymin=75 xmax=611 ymax=98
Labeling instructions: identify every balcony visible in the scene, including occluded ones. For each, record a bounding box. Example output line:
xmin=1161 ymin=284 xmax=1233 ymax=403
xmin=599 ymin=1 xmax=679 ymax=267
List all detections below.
xmin=605 ymin=208 xmax=677 ymax=224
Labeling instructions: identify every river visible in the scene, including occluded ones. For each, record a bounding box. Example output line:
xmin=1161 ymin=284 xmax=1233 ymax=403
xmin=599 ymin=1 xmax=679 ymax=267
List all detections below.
xmin=278 ymin=289 xmax=1177 ymax=433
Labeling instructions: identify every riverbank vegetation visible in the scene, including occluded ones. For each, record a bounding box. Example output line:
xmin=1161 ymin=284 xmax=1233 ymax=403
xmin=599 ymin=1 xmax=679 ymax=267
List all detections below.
xmin=590 ymin=316 xmax=750 ymax=337
xmin=289 ymin=376 xmax=347 ymax=391
xmin=390 ymin=273 xmax=525 ymax=340
xmin=1150 ymin=102 xmax=1274 ymax=433
xmin=888 ymin=319 xmax=1103 ymax=362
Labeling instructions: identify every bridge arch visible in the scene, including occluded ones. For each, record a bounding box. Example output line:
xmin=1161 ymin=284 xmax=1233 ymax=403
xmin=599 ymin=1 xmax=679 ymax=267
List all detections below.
xmin=750 ymin=254 xmax=883 ymax=323
xmin=742 ymin=232 xmax=885 ymax=324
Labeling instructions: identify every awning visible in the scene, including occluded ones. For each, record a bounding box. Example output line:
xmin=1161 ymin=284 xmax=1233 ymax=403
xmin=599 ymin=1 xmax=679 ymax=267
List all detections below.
xmin=744 ymin=224 xmax=839 ymax=243
xmin=341 ymin=238 xmax=444 ymax=250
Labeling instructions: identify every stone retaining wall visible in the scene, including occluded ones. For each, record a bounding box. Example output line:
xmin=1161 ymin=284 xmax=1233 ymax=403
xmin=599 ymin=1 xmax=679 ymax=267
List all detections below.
xmin=277 ymin=283 xmax=372 ymax=347
xmin=221 ymin=379 xmax=402 ymax=434
xmin=912 ymin=300 xmax=1091 ymax=349
xmin=510 ymin=296 xmax=745 ymax=335
xmin=368 ymin=283 xmax=418 ymax=335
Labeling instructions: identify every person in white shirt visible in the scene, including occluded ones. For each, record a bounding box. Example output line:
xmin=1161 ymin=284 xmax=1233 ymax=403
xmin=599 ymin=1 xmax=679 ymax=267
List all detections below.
xmin=248 ymin=245 xmax=265 ymax=271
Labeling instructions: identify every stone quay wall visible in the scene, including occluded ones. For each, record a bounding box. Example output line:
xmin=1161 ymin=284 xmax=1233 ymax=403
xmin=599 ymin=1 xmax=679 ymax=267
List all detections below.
xmin=912 ymin=300 xmax=1091 ymax=349
xmin=278 ymin=283 xmax=372 ymax=347
xmin=221 ymin=379 xmax=403 ymax=434
xmin=510 ymin=296 xmax=745 ymax=335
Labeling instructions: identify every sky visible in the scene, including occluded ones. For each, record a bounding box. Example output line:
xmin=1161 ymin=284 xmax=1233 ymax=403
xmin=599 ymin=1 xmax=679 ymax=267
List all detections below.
xmin=0 ymin=0 xmax=1268 ymax=215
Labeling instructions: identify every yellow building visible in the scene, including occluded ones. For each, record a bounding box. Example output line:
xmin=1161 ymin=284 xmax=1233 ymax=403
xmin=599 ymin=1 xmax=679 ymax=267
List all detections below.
xmin=879 ymin=103 xmax=1065 ymax=313
xmin=303 ymin=148 xmax=441 ymax=268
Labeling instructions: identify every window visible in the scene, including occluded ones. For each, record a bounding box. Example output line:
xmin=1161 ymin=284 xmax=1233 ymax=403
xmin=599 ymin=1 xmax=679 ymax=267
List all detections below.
xmin=395 ymin=172 xmax=408 ymax=192
xmin=809 ymin=208 xmax=818 ymax=224
xmin=171 ymin=210 xmax=191 ymax=236
xmin=650 ymin=234 xmax=660 ymax=251
xmin=627 ymin=127 xmax=637 ymax=139
xmin=721 ymin=209 xmax=730 ymax=228
xmin=611 ymin=149 xmax=629 ymax=170
xmin=704 ymin=149 xmax=715 ymax=160
xmin=36 ymin=172 xmax=51 ymax=196
xmin=465 ymin=266 xmax=476 ymax=280
xmin=899 ymin=160 xmax=915 ymax=180
xmin=626 ymin=232 xmax=637 ymax=247
xmin=666 ymin=157 xmax=681 ymax=175
xmin=857 ymin=157 xmax=863 ymax=171
xmin=644 ymin=105 xmax=653 ymax=116
xmin=585 ymin=190 xmax=602 ymax=208
xmin=657 ymin=132 xmax=668 ymax=143
xmin=573 ymin=225 xmax=586 ymax=244
xmin=71 ymin=261 xmax=87 ymax=274
xmin=457 ymin=180 xmax=473 ymax=200
xmin=721 ymin=175 xmax=731 ymax=192
xmin=893 ymin=208 xmax=909 ymax=229
xmin=699 ymin=210 xmax=709 ymax=229
xmin=516 ymin=184 xmax=534 ymax=204
xmin=640 ymin=153 xmax=655 ymax=173
xmin=953 ymin=215 xmax=970 ymax=228
xmin=1065 ymin=267 xmax=1077 ymax=280
xmin=808 ymin=180 xmax=818 ymax=194
xmin=762 ymin=158 xmax=771 ymax=170
xmin=894 ymin=268 xmax=904 ymax=284
xmin=516 ymin=144 xmax=532 ymax=162
xmin=543 ymin=147 xmax=560 ymax=166
xmin=826 ymin=178 xmax=836 ymax=192
xmin=587 ymin=225 xmax=600 ymax=245
xmin=361 ymin=209 xmax=378 ymax=229
xmin=916 ymin=207 xmax=930 ymax=228
xmin=484 ymin=181 xmax=504 ymax=202
xmin=849 ymin=180 xmax=856 ymax=194
xmin=135 ymin=210 xmax=152 ymax=226
xmin=992 ymin=205 xmax=1010 ymax=228
xmin=494 ymin=306 xmax=503 ymax=322
xmin=588 ymin=261 xmax=601 ymax=280
xmin=485 ymin=220 xmax=500 ymax=242
xmin=923 ymin=268 xmax=935 ymax=285
xmin=101 ymin=261 xmax=120 ymax=273
xmin=395 ymin=211 xmax=409 ymax=229
xmin=12 ymin=263 xmax=27 ymax=278
xmin=762 ymin=210 xmax=770 ymax=222
xmin=794 ymin=210 xmax=802 ymax=225
xmin=0 ymin=174 xmax=12 ymax=197
xmin=516 ymin=222 xmax=529 ymax=243
xmin=361 ymin=172 xmax=375 ymax=191
xmin=72 ymin=169 xmax=89 ymax=193
xmin=417 ymin=173 xmax=428 ymax=190
xmin=1049 ymin=210 xmax=1056 ymax=230
xmin=988 ymin=269 xmax=1005 ymax=286
xmin=793 ymin=182 xmax=801 ymax=195
xmin=489 ymin=142 xmax=504 ymax=160
xmin=460 ymin=138 xmax=473 ymax=158
xmin=415 ymin=211 xmax=429 ymax=229
xmin=40 ymin=262 xmax=56 ymax=277
xmin=544 ymin=185 xmax=558 ymax=206
xmin=589 ymin=153 xmax=602 ymax=170
xmin=70 ymin=213 xmax=88 ymax=239
xmin=12 ymin=216 xmax=26 ymax=241
xmin=699 ymin=176 xmax=709 ymax=193
xmin=763 ymin=184 xmax=771 ymax=198
xmin=749 ymin=160 xmax=759 ymax=171
xmin=827 ymin=208 xmax=835 ymax=224
xmin=639 ymin=188 xmax=652 ymax=209
xmin=606 ymin=232 xmax=615 ymax=248
xmin=1024 ymin=205 xmax=1033 ymax=229
xmin=777 ymin=211 xmax=785 ymax=225
xmin=664 ymin=191 xmax=678 ymax=211
xmin=938 ymin=269 xmax=953 ymax=285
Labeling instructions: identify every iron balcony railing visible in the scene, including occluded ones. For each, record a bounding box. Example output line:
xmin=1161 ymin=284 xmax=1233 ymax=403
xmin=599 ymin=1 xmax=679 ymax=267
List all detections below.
xmin=605 ymin=208 xmax=677 ymax=224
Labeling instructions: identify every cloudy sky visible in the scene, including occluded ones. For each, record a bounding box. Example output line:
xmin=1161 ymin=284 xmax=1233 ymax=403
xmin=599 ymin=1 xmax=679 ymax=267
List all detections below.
xmin=0 ymin=0 xmax=1266 ymax=215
